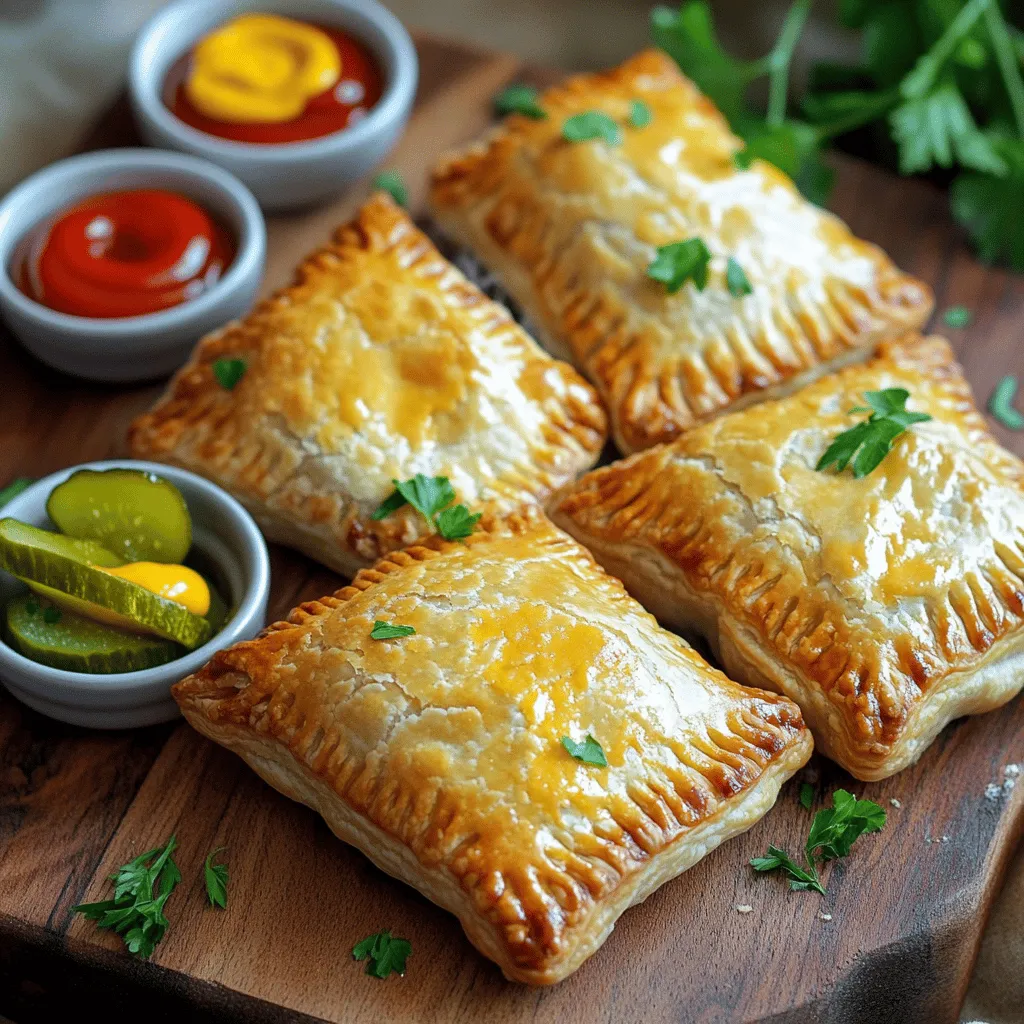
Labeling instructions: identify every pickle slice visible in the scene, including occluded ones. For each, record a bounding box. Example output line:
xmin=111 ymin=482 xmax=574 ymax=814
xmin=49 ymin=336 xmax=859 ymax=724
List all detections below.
xmin=46 ymin=468 xmax=192 ymax=564
xmin=4 ymin=593 xmax=182 ymax=674
xmin=0 ymin=519 xmax=211 ymax=650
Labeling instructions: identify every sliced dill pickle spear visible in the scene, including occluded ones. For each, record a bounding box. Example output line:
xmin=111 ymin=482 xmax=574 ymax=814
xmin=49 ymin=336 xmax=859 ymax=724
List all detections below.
xmin=4 ymin=593 xmax=182 ymax=674
xmin=0 ymin=519 xmax=211 ymax=650
xmin=46 ymin=468 xmax=192 ymax=564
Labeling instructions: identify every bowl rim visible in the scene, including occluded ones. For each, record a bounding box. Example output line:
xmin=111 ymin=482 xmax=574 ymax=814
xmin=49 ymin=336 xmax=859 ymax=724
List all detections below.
xmin=0 ymin=459 xmax=270 ymax=694
xmin=0 ymin=148 xmax=266 ymax=335
xmin=128 ymin=0 xmax=419 ymax=162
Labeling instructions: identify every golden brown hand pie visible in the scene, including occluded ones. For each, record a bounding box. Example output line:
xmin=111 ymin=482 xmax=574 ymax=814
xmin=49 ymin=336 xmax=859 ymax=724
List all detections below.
xmin=551 ymin=336 xmax=1024 ymax=781
xmin=173 ymin=508 xmax=811 ymax=984
xmin=128 ymin=193 xmax=607 ymax=577
xmin=430 ymin=49 xmax=932 ymax=454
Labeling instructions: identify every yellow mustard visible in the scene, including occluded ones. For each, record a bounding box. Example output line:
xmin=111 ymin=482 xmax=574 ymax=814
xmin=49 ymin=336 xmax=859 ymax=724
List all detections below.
xmin=185 ymin=13 xmax=341 ymax=124
xmin=97 ymin=562 xmax=211 ymax=617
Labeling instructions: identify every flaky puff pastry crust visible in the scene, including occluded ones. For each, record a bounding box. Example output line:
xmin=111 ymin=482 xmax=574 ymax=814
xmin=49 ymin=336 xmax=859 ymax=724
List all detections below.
xmin=551 ymin=336 xmax=1024 ymax=781
xmin=173 ymin=507 xmax=811 ymax=984
xmin=128 ymin=193 xmax=607 ymax=578
xmin=430 ymin=50 xmax=932 ymax=454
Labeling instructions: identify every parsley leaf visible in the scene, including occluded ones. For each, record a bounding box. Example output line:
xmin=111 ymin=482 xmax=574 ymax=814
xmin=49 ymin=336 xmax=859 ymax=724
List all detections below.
xmin=726 ymin=256 xmax=753 ymax=297
xmin=816 ymin=388 xmax=932 ymax=478
xmin=752 ymin=790 xmax=886 ymax=895
xmin=988 ymin=375 xmax=1024 ymax=430
xmin=204 ymin=847 xmax=228 ymax=909
xmin=650 ymin=3 xmax=760 ymax=122
xmin=353 ymin=930 xmax=411 ymax=978
xmin=629 ymin=100 xmax=653 ymax=128
xmin=942 ymin=305 xmax=972 ymax=328
xmin=435 ymin=504 xmax=481 ymax=540
xmin=371 ymin=474 xmax=480 ymax=542
xmin=889 ymin=80 xmax=1007 ymax=176
xmin=951 ymin=136 xmax=1024 ymax=270
xmin=647 ymin=238 xmax=712 ymax=294
xmin=371 ymin=620 xmax=416 ymax=640
xmin=0 ymin=477 xmax=33 ymax=508
xmin=73 ymin=834 xmax=182 ymax=958
xmin=212 ymin=358 xmax=247 ymax=391
xmin=562 ymin=111 xmax=622 ymax=146
xmin=372 ymin=170 xmax=408 ymax=207
xmin=494 ymin=83 xmax=546 ymax=119
xmin=751 ymin=844 xmax=825 ymax=894
xmin=799 ymin=782 xmax=814 ymax=810
xmin=561 ymin=734 xmax=608 ymax=767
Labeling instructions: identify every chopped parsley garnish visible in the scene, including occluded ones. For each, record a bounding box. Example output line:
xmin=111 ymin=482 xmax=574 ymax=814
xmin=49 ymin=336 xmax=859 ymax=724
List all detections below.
xmin=647 ymin=238 xmax=712 ymax=294
xmin=942 ymin=305 xmax=972 ymax=329
xmin=373 ymin=170 xmax=408 ymax=207
xmin=212 ymin=358 xmax=247 ymax=391
xmin=371 ymin=620 xmax=416 ymax=640
xmin=799 ymin=782 xmax=814 ymax=810
xmin=0 ymin=477 xmax=33 ymax=508
xmin=43 ymin=606 xmax=62 ymax=625
xmin=73 ymin=834 xmax=182 ymax=957
xmin=371 ymin=474 xmax=481 ymax=541
xmin=629 ymin=99 xmax=653 ymax=128
xmin=24 ymin=600 xmax=39 ymax=615
xmin=752 ymin=789 xmax=886 ymax=895
xmin=726 ymin=256 xmax=753 ymax=297
xmin=494 ymin=83 xmax=546 ymax=119
xmin=562 ymin=111 xmax=622 ymax=146
xmin=988 ymin=375 xmax=1024 ymax=430
xmin=561 ymin=734 xmax=608 ymax=767
xmin=353 ymin=930 xmax=412 ymax=978
xmin=816 ymin=388 xmax=932 ymax=478
xmin=204 ymin=847 xmax=228 ymax=909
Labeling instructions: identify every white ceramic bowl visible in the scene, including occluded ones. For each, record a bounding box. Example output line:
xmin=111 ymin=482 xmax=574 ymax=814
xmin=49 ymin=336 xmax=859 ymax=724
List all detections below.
xmin=130 ymin=0 xmax=418 ymax=210
xmin=0 ymin=460 xmax=270 ymax=729
xmin=0 ymin=149 xmax=266 ymax=382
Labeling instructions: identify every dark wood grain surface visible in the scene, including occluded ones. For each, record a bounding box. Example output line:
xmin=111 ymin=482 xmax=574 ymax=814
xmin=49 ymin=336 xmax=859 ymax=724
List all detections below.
xmin=1 ymin=34 xmax=1022 ymax=1024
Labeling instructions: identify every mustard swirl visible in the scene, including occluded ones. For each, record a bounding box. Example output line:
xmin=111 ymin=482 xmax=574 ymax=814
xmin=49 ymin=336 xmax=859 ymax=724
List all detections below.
xmin=185 ymin=13 xmax=341 ymax=124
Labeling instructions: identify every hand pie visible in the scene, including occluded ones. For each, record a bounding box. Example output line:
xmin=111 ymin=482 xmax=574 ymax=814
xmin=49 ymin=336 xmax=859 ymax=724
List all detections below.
xmin=430 ymin=50 xmax=932 ymax=454
xmin=173 ymin=508 xmax=811 ymax=984
xmin=551 ymin=336 xmax=1024 ymax=781
xmin=128 ymin=193 xmax=607 ymax=577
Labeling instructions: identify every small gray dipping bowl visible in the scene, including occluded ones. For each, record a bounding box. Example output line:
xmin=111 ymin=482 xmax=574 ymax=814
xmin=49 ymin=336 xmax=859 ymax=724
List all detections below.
xmin=0 ymin=148 xmax=266 ymax=382
xmin=130 ymin=0 xmax=418 ymax=210
xmin=0 ymin=460 xmax=270 ymax=729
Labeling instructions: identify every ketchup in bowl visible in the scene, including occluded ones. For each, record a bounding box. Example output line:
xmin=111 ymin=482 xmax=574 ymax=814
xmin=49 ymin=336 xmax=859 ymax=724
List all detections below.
xmin=164 ymin=13 xmax=383 ymax=145
xmin=15 ymin=189 xmax=234 ymax=320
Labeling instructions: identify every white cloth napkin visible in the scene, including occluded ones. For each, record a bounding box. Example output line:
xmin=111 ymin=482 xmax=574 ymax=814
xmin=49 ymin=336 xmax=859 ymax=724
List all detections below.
xmin=0 ymin=4 xmax=1020 ymax=1020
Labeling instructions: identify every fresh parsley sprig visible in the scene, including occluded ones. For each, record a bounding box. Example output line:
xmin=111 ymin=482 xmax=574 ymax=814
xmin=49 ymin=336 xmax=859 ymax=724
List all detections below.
xmin=73 ymin=834 xmax=182 ymax=958
xmin=495 ymin=83 xmax=546 ymax=119
xmin=212 ymin=358 xmax=247 ymax=391
xmin=353 ymin=930 xmax=412 ymax=978
xmin=647 ymin=238 xmax=712 ymax=293
xmin=752 ymin=789 xmax=886 ymax=895
xmin=562 ymin=110 xmax=623 ymax=145
xmin=0 ymin=477 xmax=33 ymax=508
xmin=371 ymin=474 xmax=481 ymax=541
xmin=371 ymin=620 xmax=416 ymax=640
xmin=373 ymin=170 xmax=408 ymax=207
xmin=204 ymin=847 xmax=228 ymax=909
xmin=816 ymin=388 xmax=932 ymax=478
xmin=561 ymin=734 xmax=608 ymax=767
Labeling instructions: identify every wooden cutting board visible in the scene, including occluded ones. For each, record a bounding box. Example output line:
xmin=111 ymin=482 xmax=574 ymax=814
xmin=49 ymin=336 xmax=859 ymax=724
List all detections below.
xmin=1 ymin=33 xmax=1022 ymax=1024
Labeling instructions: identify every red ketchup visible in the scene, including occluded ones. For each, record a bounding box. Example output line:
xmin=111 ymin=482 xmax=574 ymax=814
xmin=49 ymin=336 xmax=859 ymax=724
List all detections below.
xmin=166 ymin=24 xmax=383 ymax=145
xmin=17 ymin=189 xmax=234 ymax=319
